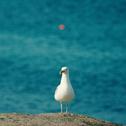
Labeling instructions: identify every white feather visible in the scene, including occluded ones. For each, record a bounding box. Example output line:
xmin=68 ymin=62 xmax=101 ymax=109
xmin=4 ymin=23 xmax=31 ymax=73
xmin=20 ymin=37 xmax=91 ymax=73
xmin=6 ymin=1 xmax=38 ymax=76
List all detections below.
xmin=54 ymin=67 xmax=75 ymax=103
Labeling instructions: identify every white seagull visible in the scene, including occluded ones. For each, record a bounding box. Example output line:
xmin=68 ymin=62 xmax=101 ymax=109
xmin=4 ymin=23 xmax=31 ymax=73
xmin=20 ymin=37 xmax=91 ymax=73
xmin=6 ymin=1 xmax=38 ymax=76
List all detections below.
xmin=54 ymin=66 xmax=75 ymax=113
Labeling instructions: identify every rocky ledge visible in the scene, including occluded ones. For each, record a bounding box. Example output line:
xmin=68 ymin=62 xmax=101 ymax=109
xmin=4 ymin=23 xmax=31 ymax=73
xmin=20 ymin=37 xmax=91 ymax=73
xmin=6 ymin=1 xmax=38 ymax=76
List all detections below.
xmin=0 ymin=113 xmax=122 ymax=126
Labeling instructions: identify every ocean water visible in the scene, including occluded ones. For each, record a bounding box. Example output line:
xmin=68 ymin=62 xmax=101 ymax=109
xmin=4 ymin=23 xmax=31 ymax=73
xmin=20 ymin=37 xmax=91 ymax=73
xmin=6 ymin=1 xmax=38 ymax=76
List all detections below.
xmin=0 ymin=0 xmax=126 ymax=124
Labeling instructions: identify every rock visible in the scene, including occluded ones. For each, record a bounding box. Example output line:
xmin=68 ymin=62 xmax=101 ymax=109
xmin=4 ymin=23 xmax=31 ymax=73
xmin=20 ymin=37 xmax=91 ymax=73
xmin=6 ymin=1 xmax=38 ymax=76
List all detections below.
xmin=0 ymin=113 xmax=122 ymax=126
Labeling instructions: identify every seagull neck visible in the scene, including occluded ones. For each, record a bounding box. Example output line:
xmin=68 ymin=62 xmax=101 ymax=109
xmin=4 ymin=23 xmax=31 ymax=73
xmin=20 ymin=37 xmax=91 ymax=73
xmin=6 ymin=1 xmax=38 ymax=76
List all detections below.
xmin=60 ymin=73 xmax=70 ymax=85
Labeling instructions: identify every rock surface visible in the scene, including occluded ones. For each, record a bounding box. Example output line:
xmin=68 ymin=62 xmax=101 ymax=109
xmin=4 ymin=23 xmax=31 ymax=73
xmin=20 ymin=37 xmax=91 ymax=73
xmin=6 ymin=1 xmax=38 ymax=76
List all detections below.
xmin=0 ymin=113 xmax=122 ymax=126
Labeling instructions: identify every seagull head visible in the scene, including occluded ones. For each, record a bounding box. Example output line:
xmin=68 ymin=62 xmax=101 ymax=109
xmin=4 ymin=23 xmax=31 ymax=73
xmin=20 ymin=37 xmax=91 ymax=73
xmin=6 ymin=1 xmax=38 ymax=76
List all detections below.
xmin=60 ymin=66 xmax=69 ymax=75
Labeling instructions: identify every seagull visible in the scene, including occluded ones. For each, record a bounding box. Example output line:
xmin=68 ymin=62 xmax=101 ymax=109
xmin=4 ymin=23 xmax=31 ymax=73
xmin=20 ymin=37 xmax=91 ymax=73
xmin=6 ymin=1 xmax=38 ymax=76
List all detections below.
xmin=54 ymin=66 xmax=75 ymax=113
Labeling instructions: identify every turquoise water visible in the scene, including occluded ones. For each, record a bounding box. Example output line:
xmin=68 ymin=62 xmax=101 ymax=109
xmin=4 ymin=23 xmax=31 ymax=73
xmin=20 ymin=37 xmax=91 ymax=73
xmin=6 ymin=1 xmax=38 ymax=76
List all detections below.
xmin=0 ymin=0 xmax=126 ymax=124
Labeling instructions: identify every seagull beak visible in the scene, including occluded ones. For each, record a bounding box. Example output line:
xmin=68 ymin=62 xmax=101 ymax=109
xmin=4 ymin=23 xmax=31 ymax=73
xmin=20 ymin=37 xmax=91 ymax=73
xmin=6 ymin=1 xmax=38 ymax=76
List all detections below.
xmin=60 ymin=70 xmax=66 ymax=75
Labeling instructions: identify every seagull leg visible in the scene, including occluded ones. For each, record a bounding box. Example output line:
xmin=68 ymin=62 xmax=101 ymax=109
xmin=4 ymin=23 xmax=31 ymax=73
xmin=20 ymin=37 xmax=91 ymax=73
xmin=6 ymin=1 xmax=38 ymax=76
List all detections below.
xmin=66 ymin=104 xmax=68 ymax=113
xmin=60 ymin=102 xmax=63 ymax=113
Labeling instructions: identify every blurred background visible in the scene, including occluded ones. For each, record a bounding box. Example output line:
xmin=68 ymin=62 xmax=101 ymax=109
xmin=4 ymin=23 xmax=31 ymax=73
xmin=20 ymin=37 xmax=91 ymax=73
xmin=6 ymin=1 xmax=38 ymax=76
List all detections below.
xmin=0 ymin=0 xmax=126 ymax=124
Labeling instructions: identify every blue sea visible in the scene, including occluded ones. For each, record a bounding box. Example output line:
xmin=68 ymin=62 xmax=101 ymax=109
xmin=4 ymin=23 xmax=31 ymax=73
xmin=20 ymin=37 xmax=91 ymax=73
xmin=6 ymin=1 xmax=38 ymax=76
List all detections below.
xmin=0 ymin=0 xmax=126 ymax=124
